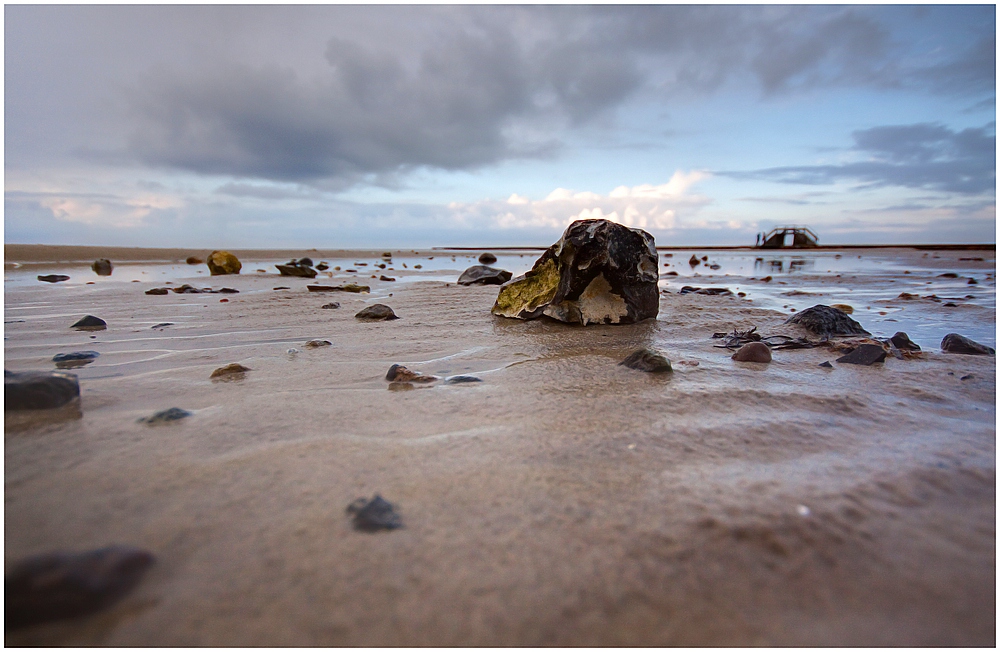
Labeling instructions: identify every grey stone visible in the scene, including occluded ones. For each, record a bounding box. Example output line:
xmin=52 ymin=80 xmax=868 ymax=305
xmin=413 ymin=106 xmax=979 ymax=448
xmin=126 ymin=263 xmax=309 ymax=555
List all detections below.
xmin=785 ymin=304 xmax=869 ymax=337
xmin=356 ymin=304 xmax=398 ymax=321
xmin=139 ymin=407 xmax=192 ymax=424
xmin=444 ymin=375 xmax=483 ymax=384
xmin=52 ymin=351 xmax=100 ymax=369
xmin=836 ymin=344 xmax=887 ymax=365
xmin=457 ymin=265 xmax=512 ymax=286
xmin=732 ymin=342 xmax=772 ymax=362
xmin=619 ymin=348 xmax=673 ymax=373
xmin=347 ymin=495 xmax=402 ymax=531
xmin=91 ymin=259 xmax=113 ymax=276
xmin=889 ymin=332 xmax=921 ymax=351
xmin=940 ymin=333 xmax=995 ymax=355
xmin=478 ymin=252 xmax=497 ymax=264
xmin=37 ymin=275 xmax=70 ymax=283
xmin=275 ymin=263 xmax=317 ymax=278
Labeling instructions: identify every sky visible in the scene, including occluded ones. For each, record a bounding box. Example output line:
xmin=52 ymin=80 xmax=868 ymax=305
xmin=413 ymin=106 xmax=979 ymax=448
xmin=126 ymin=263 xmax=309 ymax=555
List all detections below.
xmin=4 ymin=4 xmax=996 ymax=248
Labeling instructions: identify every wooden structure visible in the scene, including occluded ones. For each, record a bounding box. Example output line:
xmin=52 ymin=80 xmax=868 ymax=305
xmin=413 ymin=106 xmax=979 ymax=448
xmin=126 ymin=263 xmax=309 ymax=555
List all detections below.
xmin=756 ymin=226 xmax=818 ymax=249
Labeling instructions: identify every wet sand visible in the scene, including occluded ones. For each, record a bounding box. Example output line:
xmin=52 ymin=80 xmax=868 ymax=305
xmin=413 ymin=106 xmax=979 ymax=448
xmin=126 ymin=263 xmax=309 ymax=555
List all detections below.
xmin=4 ymin=247 xmax=995 ymax=646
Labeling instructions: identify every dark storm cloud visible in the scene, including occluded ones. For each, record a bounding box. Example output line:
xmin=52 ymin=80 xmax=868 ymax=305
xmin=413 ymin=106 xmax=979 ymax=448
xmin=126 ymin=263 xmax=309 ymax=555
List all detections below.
xmin=726 ymin=123 xmax=996 ymax=195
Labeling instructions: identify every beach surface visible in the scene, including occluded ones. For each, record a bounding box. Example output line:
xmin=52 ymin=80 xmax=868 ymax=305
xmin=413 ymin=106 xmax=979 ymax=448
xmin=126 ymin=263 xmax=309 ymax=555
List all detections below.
xmin=4 ymin=246 xmax=995 ymax=646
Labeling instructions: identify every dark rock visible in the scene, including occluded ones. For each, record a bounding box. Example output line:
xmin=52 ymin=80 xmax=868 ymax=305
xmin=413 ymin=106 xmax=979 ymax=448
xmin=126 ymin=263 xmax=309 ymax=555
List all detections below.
xmin=171 ymin=284 xmax=202 ymax=294
xmin=71 ymin=315 xmax=107 ymax=331
xmin=968 ymin=277 xmax=978 ymax=284
xmin=492 ymin=219 xmax=658 ymax=325
xmin=385 ymin=364 xmax=437 ymax=382
xmin=732 ymin=342 xmax=772 ymax=363
xmin=458 ymin=265 xmax=512 ymax=286
xmin=145 ymin=288 xmax=169 ymax=295
xmin=210 ymin=363 xmax=250 ymax=381
xmin=356 ymin=304 xmax=398 ymax=321
xmin=5 ymin=545 xmax=155 ymax=630
xmin=379 ymin=275 xmax=396 ymax=282
xmin=296 ymin=257 xmax=314 ymax=267
xmin=307 ymin=284 xmax=370 ymax=293
xmin=784 ymin=305 xmax=869 ymax=337
xmin=346 ymin=495 xmax=402 ymax=531
xmin=680 ymin=286 xmax=733 ymax=296
xmin=889 ymin=332 xmax=921 ymax=351
xmin=273 ymin=286 xmax=290 ymax=290
xmin=688 ymin=255 xmax=700 ymax=267
xmin=91 ymin=259 xmax=113 ymax=276
xmin=218 ymin=287 xmax=239 ymax=294
xmin=5 ymin=371 xmax=80 ymax=410
xmin=943 ymin=302 xmax=957 ymax=307
xmin=937 ymin=272 xmax=959 ymax=278
xmin=940 ymin=333 xmax=995 ymax=355
xmin=664 ymin=271 xmax=678 ymax=276
xmin=276 ymin=263 xmax=318 ymax=278
xmin=444 ymin=375 xmax=483 ymax=384
xmin=381 ymin=252 xmax=393 ymax=259
xmin=52 ymin=351 xmax=100 ymax=369
xmin=478 ymin=252 xmax=497 ymax=265
xmin=151 ymin=323 xmax=173 ymax=330
xmin=818 ymin=361 xmax=834 ymax=368
xmin=139 ymin=407 xmax=192 ymax=424
xmin=37 ymin=275 xmax=70 ymax=283
xmin=304 ymin=340 xmax=332 ymax=348
xmin=709 ymin=263 xmax=721 ymax=270
xmin=619 ymin=348 xmax=673 ymax=373
xmin=206 ymin=250 xmax=241 ymax=275
xmin=321 ymin=302 xmax=341 ymax=309
xmin=835 ymin=343 xmax=887 ymax=365
xmin=413 ymin=264 xmax=422 ymax=269
xmin=961 ymin=374 xmax=974 ymax=381
xmin=185 ymin=256 xmax=204 ymax=265
xmin=315 ymin=262 xmax=329 ymax=271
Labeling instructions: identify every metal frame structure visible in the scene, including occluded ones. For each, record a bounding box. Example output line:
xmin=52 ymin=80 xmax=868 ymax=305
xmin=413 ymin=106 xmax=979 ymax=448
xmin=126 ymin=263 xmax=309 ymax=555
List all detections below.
xmin=756 ymin=226 xmax=819 ymax=249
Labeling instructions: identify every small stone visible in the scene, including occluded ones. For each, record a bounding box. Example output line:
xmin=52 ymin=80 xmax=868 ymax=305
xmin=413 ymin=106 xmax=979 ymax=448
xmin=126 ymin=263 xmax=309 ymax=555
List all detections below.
xmin=151 ymin=323 xmax=173 ymax=330
xmin=186 ymin=256 xmax=204 ymax=265
xmin=385 ymin=364 xmax=437 ymax=383
xmin=356 ymin=304 xmax=398 ymax=321
xmin=276 ymin=262 xmax=317 ymax=278
xmin=91 ymin=259 xmax=113 ymax=276
xmin=273 ymin=286 xmax=290 ymax=290
xmin=210 ymin=363 xmax=251 ymax=381
xmin=937 ymin=272 xmax=959 ymax=278
xmin=818 ymin=361 xmax=834 ymax=368
xmin=37 ymin=274 xmax=70 ymax=283
xmin=316 ymin=262 xmax=329 ymax=271
xmin=785 ymin=304 xmax=869 ymax=337
xmin=297 ymin=257 xmax=314 ymax=267
xmin=379 ymin=275 xmax=396 ymax=282
xmin=139 ymin=407 xmax=192 ymax=424
xmin=304 ymin=340 xmax=332 ymax=348
xmin=443 ymin=375 xmax=483 ymax=384
xmin=940 ymin=333 xmax=995 ymax=355
xmin=830 ymin=303 xmax=854 ymax=314
xmin=347 ymin=495 xmax=402 ymax=531
xmin=732 ymin=342 xmax=772 ymax=363
xmin=835 ymin=343 xmax=887 ymax=365
xmin=71 ymin=315 xmax=107 ymax=331
xmin=381 ymin=252 xmax=393 ymax=259
xmin=889 ymin=332 xmax=921 ymax=351
xmin=321 ymin=302 xmax=341 ymax=309
xmin=307 ymin=284 xmax=370 ymax=293
xmin=5 ymin=370 xmax=80 ymax=410
xmin=145 ymin=288 xmax=169 ymax=295
xmin=478 ymin=252 xmax=497 ymax=264
xmin=52 ymin=351 xmax=100 ymax=369
xmin=5 ymin=545 xmax=155 ymax=630
xmin=206 ymin=250 xmax=242 ymax=275
xmin=287 ymin=348 xmax=300 ymax=355
xmin=961 ymin=374 xmax=974 ymax=381
xmin=709 ymin=263 xmax=721 ymax=270
xmin=218 ymin=287 xmax=239 ymax=294
xmin=760 ymin=275 xmax=772 ymax=282
xmin=457 ymin=265 xmax=512 ymax=286
xmin=413 ymin=264 xmax=422 ymax=269
xmin=688 ymin=255 xmax=700 ymax=267
xmin=968 ymin=278 xmax=978 ymax=285
xmin=896 ymin=292 xmax=920 ymax=300
xmin=619 ymin=348 xmax=673 ymax=373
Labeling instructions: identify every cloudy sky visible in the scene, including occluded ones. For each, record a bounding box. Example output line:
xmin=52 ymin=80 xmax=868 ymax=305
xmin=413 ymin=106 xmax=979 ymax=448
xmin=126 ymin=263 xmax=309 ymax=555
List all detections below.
xmin=5 ymin=4 xmax=995 ymax=248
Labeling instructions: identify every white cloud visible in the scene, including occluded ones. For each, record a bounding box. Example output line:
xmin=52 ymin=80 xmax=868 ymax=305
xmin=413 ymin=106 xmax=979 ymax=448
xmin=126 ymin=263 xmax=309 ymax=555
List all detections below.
xmin=38 ymin=192 xmax=183 ymax=228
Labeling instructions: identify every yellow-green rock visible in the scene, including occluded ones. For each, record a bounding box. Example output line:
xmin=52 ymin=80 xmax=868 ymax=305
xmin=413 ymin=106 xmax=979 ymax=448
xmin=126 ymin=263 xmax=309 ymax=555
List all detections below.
xmin=207 ymin=250 xmax=242 ymax=275
xmin=491 ymin=257 xmax=560 ymax=319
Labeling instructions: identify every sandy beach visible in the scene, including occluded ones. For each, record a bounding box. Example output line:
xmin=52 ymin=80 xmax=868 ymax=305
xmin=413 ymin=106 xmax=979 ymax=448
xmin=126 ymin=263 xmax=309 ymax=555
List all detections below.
xmin=4 ymin=245 xmax=995 ymax=646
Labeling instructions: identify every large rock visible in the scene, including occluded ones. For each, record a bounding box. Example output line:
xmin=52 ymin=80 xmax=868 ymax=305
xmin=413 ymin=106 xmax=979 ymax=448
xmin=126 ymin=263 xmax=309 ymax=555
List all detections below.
xmin=5 ymin=370 xmax=80 ymax=410
xmin=941 ymin=333 xmax=995 ymax=355
xmin=206 ymin=250 xmax=242 ymax=275
xmin=785 ymin=304 xmax=869 ymax=337
xmin=91 ymin=259 xmax=113 ymax=276
xmin=457 ymin=265 xmax=512 ymax=286
xmin=491 ymin=219 xmax=659 ymax=325
xmin=5 ymin=545 xmax=155 ymax=630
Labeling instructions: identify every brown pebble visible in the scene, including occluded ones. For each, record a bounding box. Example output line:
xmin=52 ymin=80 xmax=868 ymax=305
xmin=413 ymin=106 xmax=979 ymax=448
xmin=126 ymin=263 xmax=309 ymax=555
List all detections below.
xmin=732 ymin=342 xmax=772 ymax=363
xmin=210 ymin=363 xmax=251 ymax=380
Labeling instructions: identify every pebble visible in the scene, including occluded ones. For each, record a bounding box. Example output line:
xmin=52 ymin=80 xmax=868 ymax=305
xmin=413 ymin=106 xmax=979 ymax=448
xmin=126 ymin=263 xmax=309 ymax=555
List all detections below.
xmin=347 ymin=495 xmax=403 ymax=531
xmin=210 ymin=363 xmax=251 ymax=380
xmin=273 ymin=286 xmax=290 ymax=290
xmin=151 ymin=323 xmax=173 ymax=330
xmin=385 ymin=364 xmax=437 ymax=383
xmin=732 ymin=342 xmax=772 ymax=363
xmin=4 ymin=370 xmax=80 ymax=410
xmin=444 ymin=375 xmax=483 ymax=384
xmin=52 ymin=351 xmax=100 ymax=369
xmin=145 ymin=288 xmax=169 ymax=295
xmin=139 ymin=407 xmax=192 ymax=424
xmin=71 ymin=315 xmax=107 ymax=331
xmin=889 ymin=332 xmax=920 ymax=351
xmin=91 ymin=259 xmax=113 ymax=276
xmin=940 ymin=333 xmax=995 ymax=355
xmin=818 ymin=361 xmax=834 ymax=368
xmin=835 ymin=343 xmax=887 ymax=365
xmin=619 ymin=348 xmax=673 ymax=373
xmin=321 ymin=302 xmax=341 ymax=310
xmin=304 ymin=340 xmax=332 ymax=348
xmin=37 ymin=274 xmax=70 ymax=283
xmin=5 ymin=545 xmax=155 ymax=630
xmin=478 ymin=252 xmax=497 ymax=264
xmin=356 ymin=304 xmax=399 ymax=321
xmin=379 ymin=275 xmax=396 ymax=282
xmin=186 ymin=256 xmax=204 ymax=265
xmin=785 ymin=304 xmax=869 ymax=336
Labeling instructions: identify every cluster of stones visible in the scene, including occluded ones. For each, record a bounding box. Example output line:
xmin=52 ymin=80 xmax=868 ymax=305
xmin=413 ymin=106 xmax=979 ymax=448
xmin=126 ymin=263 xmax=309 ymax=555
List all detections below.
xmin=276 ymin=257 xmax=318 ymax=278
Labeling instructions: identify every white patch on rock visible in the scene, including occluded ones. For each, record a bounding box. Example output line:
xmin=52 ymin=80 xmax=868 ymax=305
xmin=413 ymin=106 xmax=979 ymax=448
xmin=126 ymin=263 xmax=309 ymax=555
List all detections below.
xmin=576 ymin=273 xmax=629 ymax=325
